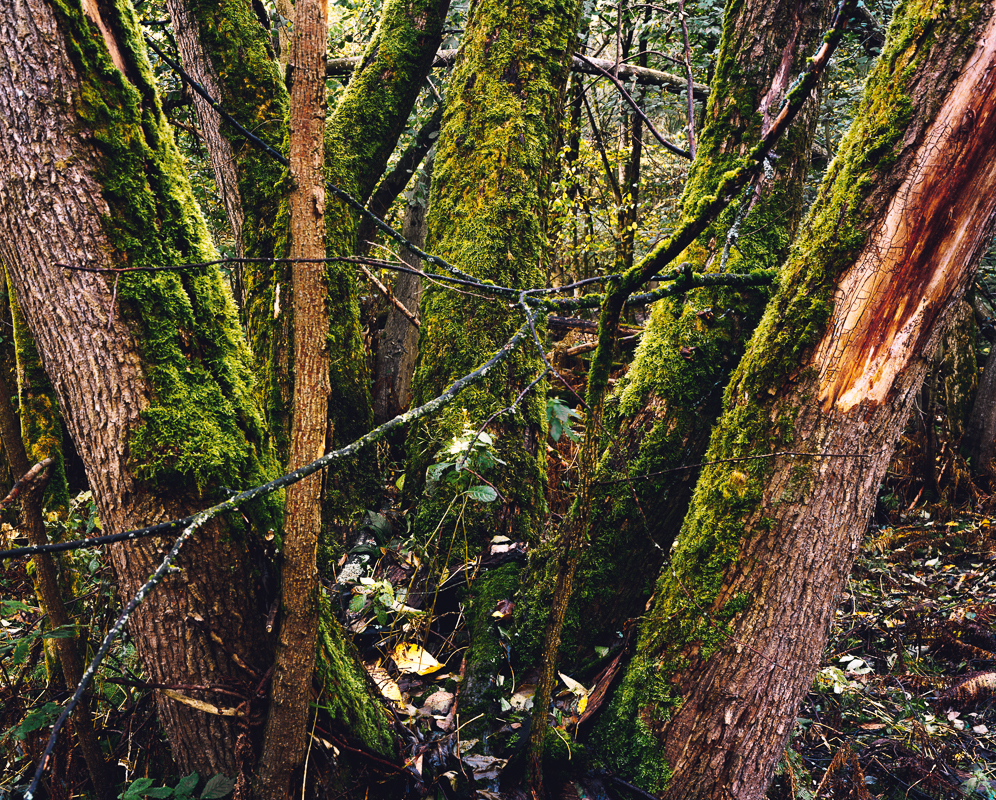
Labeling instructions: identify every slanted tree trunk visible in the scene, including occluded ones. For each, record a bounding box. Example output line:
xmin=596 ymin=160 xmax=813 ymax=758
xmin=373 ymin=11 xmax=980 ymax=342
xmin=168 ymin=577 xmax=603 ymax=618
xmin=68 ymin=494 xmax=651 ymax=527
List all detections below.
xmin=0 ymin=0 xmax=281 ymax=776
xmin=373 ymin=158 xmax=431 ymax=424
xmin=168 ymin=0 xmax=449 ymax=467
xmin=597 ymin=2 xmax=996 ymax=796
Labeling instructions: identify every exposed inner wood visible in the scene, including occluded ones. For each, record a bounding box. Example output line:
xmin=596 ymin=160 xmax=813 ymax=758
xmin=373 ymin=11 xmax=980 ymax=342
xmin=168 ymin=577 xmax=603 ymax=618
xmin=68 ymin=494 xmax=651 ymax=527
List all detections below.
xmin=815 ymin=28 xmax=996 ymax=413
xmin=81 ymin=0 xmax=127 ymax=74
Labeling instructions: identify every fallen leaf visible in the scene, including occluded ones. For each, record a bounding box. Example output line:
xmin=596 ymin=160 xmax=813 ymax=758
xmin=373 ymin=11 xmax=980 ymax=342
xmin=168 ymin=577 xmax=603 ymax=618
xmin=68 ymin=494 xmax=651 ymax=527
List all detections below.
xmin=392 ymin=642 xmax=444 ymax=675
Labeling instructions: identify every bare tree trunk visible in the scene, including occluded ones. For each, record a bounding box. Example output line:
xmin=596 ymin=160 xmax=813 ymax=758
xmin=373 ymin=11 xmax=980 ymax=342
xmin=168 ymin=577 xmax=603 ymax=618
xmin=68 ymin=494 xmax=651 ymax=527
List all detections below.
xmin=255 ymin=0 xmax=329 ymax=795
xmin=373 ymin=159 xmax=431 ymax=424
xmin=597 ymin=3 xmax=996 ymax=797
xmin=0 ymin=0 xmax=279 ymax=776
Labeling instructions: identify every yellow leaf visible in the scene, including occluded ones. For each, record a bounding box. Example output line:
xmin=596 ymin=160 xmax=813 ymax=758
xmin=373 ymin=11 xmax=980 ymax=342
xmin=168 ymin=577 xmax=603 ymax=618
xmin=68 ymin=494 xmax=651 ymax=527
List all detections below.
xmin=392 ymin=642 xmax=444 ymax=675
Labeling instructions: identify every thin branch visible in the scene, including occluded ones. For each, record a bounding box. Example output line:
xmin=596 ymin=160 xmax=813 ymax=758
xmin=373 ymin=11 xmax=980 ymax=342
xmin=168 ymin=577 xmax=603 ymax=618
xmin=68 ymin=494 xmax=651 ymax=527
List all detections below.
xmin=575 ymin=52 xmax=692 ymax=159
xmin=20 ymin=319 xmax=534 ymax=799
xmin=583 ymin=91 xmax=623 ymax=206
xmin=327 ymin=48 xmax=710 ymax=97
xmin=677 ymin=0 xmax=696 ymax=159
xmin=357 ymin=262 xmax=420 ymax=327
xmin=0 ymin=458 xmax=54 ymax=509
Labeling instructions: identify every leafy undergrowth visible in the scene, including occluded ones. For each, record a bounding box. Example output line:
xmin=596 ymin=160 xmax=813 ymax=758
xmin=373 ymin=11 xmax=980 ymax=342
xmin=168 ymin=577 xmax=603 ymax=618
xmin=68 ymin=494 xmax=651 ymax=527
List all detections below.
xmin=770 ymin=512 xmax=996 ymax=800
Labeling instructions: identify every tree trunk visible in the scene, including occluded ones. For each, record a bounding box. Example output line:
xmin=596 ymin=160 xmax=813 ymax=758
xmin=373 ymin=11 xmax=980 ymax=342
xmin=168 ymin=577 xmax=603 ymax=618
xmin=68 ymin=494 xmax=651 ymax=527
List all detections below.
xmin=0 ymin=0 xmax=281 ymax=776
xmin=597 ymin=2 xmax=996 ymax=796
xmin=520 ymin=0 xmax=831 ymax=670
xmin=373 ymin=159 xmax=431 ymax=424
xmin=409 ymin=0 xmax=581 ymax=546
xmin=255 ymin=0 xmax=329 ymax=795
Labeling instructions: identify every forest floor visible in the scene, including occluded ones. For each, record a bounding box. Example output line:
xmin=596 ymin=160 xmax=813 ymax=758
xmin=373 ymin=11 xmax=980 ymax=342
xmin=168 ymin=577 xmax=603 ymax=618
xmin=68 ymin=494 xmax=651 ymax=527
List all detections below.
xmin=5 ymin=490 xmax=996 ymax=799
xmin=768 ymin=510 xmax=996 ymax=800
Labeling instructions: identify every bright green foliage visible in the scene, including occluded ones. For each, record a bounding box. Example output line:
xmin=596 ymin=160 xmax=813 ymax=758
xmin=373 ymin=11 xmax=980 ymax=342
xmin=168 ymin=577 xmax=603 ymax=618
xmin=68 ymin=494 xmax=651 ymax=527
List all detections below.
xmin=51 ymin=0 xmax=281 ymax=531
xmin=118 ymin=772 xmax=235 ymax=800
xmin=410 ymin=0 xmax=581 ymax=550
xmin=594 ymin=0 xmax=989 ymax=790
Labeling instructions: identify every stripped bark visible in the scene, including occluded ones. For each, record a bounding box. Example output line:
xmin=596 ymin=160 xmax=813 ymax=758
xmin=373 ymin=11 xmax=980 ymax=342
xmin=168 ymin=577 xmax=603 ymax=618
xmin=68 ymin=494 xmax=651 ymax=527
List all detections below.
xmin=0 ymin=0 xmax=279 ymax=775
xmin=254 ymin=0 xmax=329 ymax=796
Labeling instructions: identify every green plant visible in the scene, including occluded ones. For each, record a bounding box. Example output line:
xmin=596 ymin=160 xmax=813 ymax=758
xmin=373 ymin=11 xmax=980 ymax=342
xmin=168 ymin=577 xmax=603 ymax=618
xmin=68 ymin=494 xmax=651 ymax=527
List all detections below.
xmin=425 ymin=426 xmax=503 ymax=503
xmin=546 ymin=397 xmax=581 ymax=443
xmin=119 ymin=773 xmax=235 ymax=800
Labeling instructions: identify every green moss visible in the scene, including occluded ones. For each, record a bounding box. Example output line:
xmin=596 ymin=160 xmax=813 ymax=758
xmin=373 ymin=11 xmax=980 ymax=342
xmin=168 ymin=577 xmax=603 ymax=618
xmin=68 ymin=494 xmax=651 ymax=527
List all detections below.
xmin=9 ymin=293 xmax=70 ymax=516
xmin=51 ymin=0 xmax=281 ymax=532
xmin=460 ymin=564 xmax=522 ymax=718
xmin=408 ymin=0 xmax=580 ymax=553
xmin=315 ymin=594 xmax=396 ymax=757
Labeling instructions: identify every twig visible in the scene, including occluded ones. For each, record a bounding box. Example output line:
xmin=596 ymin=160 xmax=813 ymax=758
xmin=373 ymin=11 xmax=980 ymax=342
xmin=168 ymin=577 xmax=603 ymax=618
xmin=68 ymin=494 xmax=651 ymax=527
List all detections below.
xmin=0 ymin=458 xmax=54 ymax=509
xmin=20 ymin=319 xmax=535 ymax=799
xmin=357 ymin=262 xmax=420 ymax=327
xmin=678 ymin=0 xmax=696 ymax=158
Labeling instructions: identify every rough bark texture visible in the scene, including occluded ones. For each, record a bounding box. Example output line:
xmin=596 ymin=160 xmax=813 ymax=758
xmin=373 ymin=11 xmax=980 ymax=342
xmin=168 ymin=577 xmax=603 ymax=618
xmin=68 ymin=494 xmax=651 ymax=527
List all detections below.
xmin=255 ymin=0 xmax=329 ymax=796
xmin=0 ymin=0 xmax=280 ymax=775
xmin=409 ymin=0 xmax=581 ymax=546
xmin=597 ymin=2 xmax=996 ymax=796
xmin=0 ymin=368 xmax=112 ymax=800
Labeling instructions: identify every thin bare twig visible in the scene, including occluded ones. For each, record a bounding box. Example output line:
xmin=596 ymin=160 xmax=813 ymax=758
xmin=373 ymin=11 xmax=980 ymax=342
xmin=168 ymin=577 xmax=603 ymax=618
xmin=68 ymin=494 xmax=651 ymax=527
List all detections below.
xmin=357 ymin=262 xmax=420 ymax=328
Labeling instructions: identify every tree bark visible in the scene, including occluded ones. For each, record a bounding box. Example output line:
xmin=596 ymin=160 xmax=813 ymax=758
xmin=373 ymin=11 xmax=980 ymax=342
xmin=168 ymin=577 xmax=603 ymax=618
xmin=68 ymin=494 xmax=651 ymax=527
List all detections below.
xmin=0 ymin=0 xmax=280 ymax=776
xmin=255 ymin=0 xmax=329 ymax=795
xmin=521 ymin=0 xmax=830 ymax=670
xmin=597 ymin=3 xmax=996 ymax=796
xmin=373 ymin=159 xmax=431 ymax=424
xmin=409 ymin=0 xmax=581 ymax=546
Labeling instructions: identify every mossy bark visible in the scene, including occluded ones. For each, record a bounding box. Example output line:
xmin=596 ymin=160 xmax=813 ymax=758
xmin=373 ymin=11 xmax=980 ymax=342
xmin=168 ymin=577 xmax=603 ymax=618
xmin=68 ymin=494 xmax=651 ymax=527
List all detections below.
xmin=170 ymin=0 xmax=449 ymax=524
xmin=596 ymin=1 xmax=996 ymax=796
xmin=9 ymin=291 xmax=71 ymax=517
xmin=166 ymin=0 xmax=293 ymax=450
xmin=409 ymin=0 xmax=581 ymax=548
xmin=405 ymin=0 xmax=580 ymax=744
xmin=0 ymin=0 xmax=282 ymax=775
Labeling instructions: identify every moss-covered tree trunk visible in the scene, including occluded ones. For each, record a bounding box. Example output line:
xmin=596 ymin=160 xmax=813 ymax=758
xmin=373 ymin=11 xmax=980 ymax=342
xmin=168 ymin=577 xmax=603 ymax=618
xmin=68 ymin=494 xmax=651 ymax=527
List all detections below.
xmin=597 ymin=2 xmax=996 ymax=796
xmin=404 ymin=0 xmax=580 ymax=731
xmin=168 ymin=0 xmax=449 ymax=521
xmin=409 ymin=0 xmax=580 ymax=545
xmin=0 ymin=0 xmax=281 ymax=776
